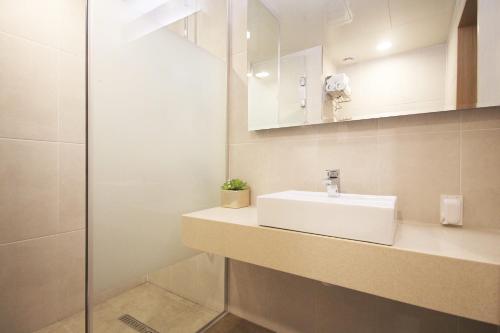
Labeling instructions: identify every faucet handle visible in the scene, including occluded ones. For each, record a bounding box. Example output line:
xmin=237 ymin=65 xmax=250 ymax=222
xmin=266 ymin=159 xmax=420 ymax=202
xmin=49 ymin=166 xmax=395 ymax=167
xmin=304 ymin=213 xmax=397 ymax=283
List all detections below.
xmin=326 ymin=169 xmax=340 ymax=178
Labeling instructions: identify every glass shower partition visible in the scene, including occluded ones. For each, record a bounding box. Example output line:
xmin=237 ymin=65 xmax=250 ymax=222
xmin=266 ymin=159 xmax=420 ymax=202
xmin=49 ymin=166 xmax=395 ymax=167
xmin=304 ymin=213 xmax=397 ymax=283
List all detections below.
xmin=88 ymin=1 xmax=228 ymax=331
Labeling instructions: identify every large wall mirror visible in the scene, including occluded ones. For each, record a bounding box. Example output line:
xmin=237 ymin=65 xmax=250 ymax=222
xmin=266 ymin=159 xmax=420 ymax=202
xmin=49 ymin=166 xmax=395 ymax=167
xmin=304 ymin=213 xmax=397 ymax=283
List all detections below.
xmin=247 ymin=0 xmax=500 ymax=130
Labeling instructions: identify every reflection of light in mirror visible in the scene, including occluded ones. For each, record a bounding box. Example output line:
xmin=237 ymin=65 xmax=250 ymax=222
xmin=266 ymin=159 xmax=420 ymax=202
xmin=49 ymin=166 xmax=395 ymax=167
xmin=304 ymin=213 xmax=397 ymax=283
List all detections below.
xmin=376 ymin=40 xmax=392 ymax=51
xmin=255 ymin=71 xmax=270 ymax=78
xmin=246 ymin=31 xmax=251 ymax=39
xmin=247 ymin=72 xmax=253 ymax=77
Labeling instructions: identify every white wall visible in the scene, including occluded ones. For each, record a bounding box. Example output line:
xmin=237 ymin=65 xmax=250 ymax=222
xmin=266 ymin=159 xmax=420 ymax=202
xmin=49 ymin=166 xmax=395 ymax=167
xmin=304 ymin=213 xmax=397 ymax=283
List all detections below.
xmin=337 ymin=44 xmax=447 ymax=120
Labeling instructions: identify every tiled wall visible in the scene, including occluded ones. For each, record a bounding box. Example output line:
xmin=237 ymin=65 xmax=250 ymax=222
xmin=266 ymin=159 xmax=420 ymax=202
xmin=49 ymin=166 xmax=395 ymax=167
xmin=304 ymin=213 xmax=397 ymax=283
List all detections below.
xmin=228 ymin=1 xmax=500 ymax=332
xmin=229 ymin=260 xmax=499 ymax=333
xmin=0 ymin=1 xmax=86 ymax=332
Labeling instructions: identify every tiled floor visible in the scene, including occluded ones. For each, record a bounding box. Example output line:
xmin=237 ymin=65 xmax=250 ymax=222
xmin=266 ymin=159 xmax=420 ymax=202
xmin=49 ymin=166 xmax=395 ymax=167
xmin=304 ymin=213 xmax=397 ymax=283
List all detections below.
xmin=34 ymin=283 xmax=220 ymax=333
xmin=205 ymin=314 xmax=274 ymax=333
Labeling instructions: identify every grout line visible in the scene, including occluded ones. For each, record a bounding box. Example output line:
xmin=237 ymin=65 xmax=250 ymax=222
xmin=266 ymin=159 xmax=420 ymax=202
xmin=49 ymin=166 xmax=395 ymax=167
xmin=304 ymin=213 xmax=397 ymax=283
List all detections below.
xmin=460 ymin=127 xmax=500 ymax=133
xmin=376 ymin=119 xmax=381 ymax=194
xmin=0 ymin=29 xmax=58 ymax=50
xmin=459 ymin=112 xmax=463 ymax=194
xmin=0 ymin=136 xmax=85 ymax=145
xmin=0 ymin=30 xmax=83 ymax=57
xmin=0 ymin=228 xmax=86 ymax=247
xmin=57 ymin=43 xmax=62 ymax=236
xmin=229 ymin=133 xmax=381 ymax=147
xmin=230 ymin=126 xmax=474 ymax=147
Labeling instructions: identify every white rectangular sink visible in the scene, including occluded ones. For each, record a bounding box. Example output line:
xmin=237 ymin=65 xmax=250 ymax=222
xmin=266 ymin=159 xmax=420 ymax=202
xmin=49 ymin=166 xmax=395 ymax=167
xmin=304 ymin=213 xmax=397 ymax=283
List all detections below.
xmin=257 ymin=191 xmax=398 ymax=245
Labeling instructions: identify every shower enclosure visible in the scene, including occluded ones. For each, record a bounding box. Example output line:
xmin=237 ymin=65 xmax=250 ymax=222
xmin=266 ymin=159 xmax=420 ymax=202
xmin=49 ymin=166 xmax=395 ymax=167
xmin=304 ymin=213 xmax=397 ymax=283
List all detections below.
xmin=0 ymin=0 xmax=228 ymax=332
xmin=88 ymin=0 xmax=229 ymax=332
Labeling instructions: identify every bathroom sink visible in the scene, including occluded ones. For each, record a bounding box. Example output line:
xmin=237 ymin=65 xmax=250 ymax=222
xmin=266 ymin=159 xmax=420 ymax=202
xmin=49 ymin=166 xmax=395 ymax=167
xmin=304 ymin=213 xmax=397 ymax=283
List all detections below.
xmin=257 ymin=191 xmax=398 ymax=245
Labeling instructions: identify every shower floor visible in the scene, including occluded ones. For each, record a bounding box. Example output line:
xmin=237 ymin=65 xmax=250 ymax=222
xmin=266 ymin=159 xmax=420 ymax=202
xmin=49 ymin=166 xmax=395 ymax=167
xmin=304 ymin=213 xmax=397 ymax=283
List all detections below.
xmin=34 ymin=282 xmax=219 ymax=333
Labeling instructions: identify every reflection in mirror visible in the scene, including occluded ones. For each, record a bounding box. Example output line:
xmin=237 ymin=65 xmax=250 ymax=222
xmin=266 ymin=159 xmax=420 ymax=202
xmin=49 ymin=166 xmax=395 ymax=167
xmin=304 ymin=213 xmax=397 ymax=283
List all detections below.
xmin=247 ymin=0 xmax=280 ymax=130
xmin=247 ymin=0 xmax=500 ymax=130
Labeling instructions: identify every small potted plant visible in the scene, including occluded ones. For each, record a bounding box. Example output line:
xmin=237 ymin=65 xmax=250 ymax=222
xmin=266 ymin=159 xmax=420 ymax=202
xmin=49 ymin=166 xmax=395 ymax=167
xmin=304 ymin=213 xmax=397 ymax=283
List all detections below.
xmin=221 ymin=178 xmax=250 ymax=208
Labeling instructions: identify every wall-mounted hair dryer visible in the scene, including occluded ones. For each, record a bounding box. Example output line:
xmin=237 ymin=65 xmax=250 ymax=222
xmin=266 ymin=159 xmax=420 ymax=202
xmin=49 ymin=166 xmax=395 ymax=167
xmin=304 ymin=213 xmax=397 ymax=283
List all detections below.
xmin=325 ymin=73 xmax=351 ymax=99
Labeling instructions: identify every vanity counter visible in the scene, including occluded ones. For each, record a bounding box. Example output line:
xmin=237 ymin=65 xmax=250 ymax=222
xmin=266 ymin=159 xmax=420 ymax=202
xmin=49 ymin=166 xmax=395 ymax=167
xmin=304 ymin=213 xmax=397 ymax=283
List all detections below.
xmin=182 ymin=207 xmax=500 ymax=325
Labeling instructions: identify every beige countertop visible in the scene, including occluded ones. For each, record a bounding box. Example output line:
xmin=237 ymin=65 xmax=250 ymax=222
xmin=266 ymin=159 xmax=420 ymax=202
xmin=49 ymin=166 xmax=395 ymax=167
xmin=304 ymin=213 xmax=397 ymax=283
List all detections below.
xmin=182 ymin=207 xmax=500 ymax=325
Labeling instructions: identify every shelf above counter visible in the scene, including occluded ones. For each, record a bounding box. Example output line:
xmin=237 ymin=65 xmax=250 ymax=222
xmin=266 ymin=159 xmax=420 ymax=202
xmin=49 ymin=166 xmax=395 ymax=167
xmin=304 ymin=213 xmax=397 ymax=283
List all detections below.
xmin=181 ymin=207 xmax=500 ymax=325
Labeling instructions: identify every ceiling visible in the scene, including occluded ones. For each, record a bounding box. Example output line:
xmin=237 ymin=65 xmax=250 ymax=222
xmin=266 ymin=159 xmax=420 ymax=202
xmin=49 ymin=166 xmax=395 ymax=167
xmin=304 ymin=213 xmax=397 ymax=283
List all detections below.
xmin=260 ymin=0 xmax=457 ymax=65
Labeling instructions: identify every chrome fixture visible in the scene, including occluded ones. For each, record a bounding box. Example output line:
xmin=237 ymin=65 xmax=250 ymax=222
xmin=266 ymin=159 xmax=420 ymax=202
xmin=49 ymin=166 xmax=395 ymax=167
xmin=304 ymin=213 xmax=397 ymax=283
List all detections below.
xmin=324 ymin=169 xmax=340 ymax=197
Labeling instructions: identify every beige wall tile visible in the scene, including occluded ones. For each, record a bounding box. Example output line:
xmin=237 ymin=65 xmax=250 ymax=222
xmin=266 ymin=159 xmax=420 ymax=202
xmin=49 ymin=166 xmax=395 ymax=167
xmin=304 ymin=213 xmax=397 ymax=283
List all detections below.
xmin=1 ymin=2 xmax=86 ymax=332
xmin=317 ymin=118 xmax=379 ymax=139
xmin=231 ymin=0 xmax=248 ymax=56
xmin=0 ymin=139 xmax=59 ymax=244
xmin=229 ymin=261 xmax=499 ymax=333
xmin=59 ymin=0 xmax=86 ymax=56
xmin=0 ymin=231 xmax=85 ymax=333
xmin=196 ymin=0 xmax=228 ymax=62
xmin=461 ymin=106 xmax=500 ymax=131
xmin=461 ymin=129 xmax=500 ymax=228
xmin=374 ymin=297 xmax=457 ymax=333
xmin=0 ymin=33 xmax=58 ymax=141
xmin=59 ymin=143 xmax=85 ymax=232
xmin=0 ymin=0 xmax=61 ymax=48
xmin=59 ymin=52 xmax=85 ymax=143
xmin=378 ymin=111 xmax=460 ymax=136
xmin=57 ymin=230 xmax=85 ymax=319
xmin=378 ymin=132 xmax=460 ymax=223
xmin=229 ymin=140 xmax=320 ymax=203
xmin=228 ymin=66 xmax=251 ymax=144
xmin=0 ymin=236 xmax=59 ymax=333
xmin=228 ymin=260 xmax=276 ymax=328
xmin=458 ymin=318 xmax=498 ymax=333
xmin=264 ymin=268 xmax=318 ymax=333
xmin=231 ymin=51 xmax=248 ymax=83
xmin=317 ymin=136 xmax=379 ymax=194
xmin=315 ymin=284 xmax=379 ymax=333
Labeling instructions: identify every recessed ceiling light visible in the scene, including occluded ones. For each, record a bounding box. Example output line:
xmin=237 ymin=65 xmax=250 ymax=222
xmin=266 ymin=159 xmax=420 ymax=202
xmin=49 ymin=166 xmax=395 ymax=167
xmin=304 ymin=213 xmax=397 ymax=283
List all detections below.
xmin=255 ymin=71 xmax=270 ymax=78
xmin=246 ymin=31 xmax=251 ymax=39
xmin=376 ymin=40 xmax=392 ymax=51
xmin=247 ymin=72 xmax=253 ymax=77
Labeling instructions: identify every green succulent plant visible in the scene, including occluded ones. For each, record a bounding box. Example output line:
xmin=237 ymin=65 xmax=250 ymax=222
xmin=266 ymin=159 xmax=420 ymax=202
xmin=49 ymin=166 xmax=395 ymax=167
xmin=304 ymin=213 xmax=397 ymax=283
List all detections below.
xmin=221 ymin=178 xmax=248 ymax=191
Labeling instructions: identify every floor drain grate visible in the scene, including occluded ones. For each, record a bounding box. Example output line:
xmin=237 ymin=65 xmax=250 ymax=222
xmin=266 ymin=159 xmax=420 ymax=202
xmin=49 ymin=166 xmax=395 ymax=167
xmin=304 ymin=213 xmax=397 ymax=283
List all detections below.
xmin=118 ymin=314 xmax=160 ymax=333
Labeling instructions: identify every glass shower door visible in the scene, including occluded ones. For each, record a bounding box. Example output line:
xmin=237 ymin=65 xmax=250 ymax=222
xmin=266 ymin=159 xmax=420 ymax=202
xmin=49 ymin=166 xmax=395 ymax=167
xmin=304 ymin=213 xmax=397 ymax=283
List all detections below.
xmin=88 ymin=0 xmax=228 ymax=331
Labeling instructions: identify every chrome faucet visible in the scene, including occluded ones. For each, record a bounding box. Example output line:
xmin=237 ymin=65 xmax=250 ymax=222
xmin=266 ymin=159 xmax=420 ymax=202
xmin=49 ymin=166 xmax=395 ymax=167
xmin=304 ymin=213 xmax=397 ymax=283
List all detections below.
xmin=324 ymin=169 xmax=340 ymax=197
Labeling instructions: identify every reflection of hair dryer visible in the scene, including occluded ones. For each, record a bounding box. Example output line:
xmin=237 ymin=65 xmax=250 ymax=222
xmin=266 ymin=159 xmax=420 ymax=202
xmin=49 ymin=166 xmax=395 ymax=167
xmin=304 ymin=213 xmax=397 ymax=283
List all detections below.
xmin=325 ymin=73 xmax=351 ymax=99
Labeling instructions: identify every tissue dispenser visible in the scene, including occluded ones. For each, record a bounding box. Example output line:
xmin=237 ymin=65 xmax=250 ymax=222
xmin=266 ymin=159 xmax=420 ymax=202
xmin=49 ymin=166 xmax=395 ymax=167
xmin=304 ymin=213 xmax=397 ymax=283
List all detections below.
xmin=440 ymin=195 xmax=463 ymax=226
